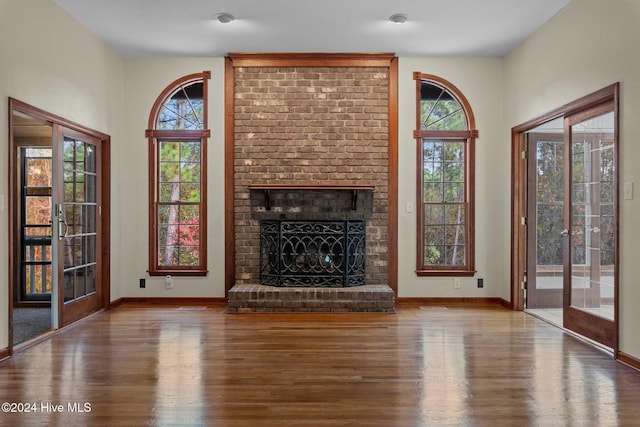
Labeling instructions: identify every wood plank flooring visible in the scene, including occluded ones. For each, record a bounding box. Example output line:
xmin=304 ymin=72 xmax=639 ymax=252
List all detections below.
xmin=1 ymin=302 xmax=640 ymax=426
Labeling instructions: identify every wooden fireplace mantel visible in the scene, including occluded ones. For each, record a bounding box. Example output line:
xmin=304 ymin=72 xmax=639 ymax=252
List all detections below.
xmin=248 ymin=183 xmax=376 ymax=210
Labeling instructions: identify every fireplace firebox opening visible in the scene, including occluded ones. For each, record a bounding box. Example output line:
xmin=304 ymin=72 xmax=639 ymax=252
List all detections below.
xmin=260 ymin=220 xmax=366 ymax=288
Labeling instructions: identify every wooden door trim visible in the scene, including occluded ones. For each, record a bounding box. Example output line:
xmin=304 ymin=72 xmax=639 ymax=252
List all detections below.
xmin=7 ymin=98 xmax=111 ymax=354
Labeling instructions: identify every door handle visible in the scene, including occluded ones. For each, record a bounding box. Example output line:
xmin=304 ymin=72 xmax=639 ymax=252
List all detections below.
xmin=58 ymin=217 xmax=68 ymax=240
xmin=56 ymin=204 xmax=68 ymax=240
xmin=561 ymin=228 xmax=584 ymax=236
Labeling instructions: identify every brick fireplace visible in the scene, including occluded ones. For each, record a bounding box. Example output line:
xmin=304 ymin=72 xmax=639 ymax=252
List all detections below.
xmin=225 ymin=53 xmax=398 ymax=312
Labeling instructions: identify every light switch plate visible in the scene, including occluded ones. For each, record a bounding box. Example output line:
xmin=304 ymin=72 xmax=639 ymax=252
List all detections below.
xmin=624 ymin=181 xmax=633 ymax=200
xmin=406 ymin=202 xmax=414 ymax=213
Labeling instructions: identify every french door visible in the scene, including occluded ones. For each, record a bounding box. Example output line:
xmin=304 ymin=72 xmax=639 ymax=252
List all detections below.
xmin=9 ymin=99 xmax=110 ymax=352
xmin=54 ymin=126 xmax=103 ymax=327
xmin=564 ymin=107 xmax=616 ymax=347
xmin=525 ymin=103 xmax=617 ymax=349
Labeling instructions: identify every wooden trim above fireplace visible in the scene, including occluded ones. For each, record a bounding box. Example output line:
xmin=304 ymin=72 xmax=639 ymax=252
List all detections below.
xmin=227 ymin=52 xmax=395 ymax=67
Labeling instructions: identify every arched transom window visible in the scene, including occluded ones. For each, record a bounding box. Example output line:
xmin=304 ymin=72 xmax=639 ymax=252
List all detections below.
xmin=146 ymin=71 xmax=210 ymax=276
xmin=414 ymin=73 xmax=477 ymax=276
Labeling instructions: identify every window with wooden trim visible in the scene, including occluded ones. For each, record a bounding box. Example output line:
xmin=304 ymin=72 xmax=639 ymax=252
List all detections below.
xmin=414 ymin=73 xmax=477 ymax=276
xmin=146 ymin=71 xmax=210 ymax=276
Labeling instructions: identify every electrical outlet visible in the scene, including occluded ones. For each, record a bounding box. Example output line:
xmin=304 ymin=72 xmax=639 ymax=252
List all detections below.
xmin=477 ymin=278 xmax=484 ymax=288
xmin=165 ymin=275 xmax=173 ymax=289
xmin=139 ymin=278 xmax=145 ymax=288
xmin=453 ymin=278 xmax=461 ymax=289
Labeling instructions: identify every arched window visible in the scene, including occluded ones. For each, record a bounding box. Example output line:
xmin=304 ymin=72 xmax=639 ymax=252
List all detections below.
xmin=413 ymin=73 xmax=477 ymax=276
xmin=146 ymin=71 xmax=210 ymax=276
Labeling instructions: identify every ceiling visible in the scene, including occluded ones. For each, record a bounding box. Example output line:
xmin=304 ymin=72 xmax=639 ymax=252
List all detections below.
xmin=53 ymin=0 xmax=572 ymax=58
xmin=12 ymin=112 xmax=53 ymax=139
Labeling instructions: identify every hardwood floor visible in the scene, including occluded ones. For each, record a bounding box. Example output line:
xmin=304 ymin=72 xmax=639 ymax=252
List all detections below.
xmin=1 ymin=302 xmax=640 ymax=426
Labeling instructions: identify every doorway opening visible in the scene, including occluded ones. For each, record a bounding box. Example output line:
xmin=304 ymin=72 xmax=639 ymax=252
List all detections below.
xmin=12 ymin=112 xmax=54 ymax=345
xmin=8 ymin=99 xmax=111 ymax=354
xmin=524 ymin=117 xmax=565 ymax=326
xmin=511 ymin=84 xmax=619 ymax=352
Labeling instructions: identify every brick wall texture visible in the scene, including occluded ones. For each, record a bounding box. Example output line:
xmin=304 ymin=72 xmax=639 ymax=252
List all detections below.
xmin=233 ymin=66 xmax=390 ymax=286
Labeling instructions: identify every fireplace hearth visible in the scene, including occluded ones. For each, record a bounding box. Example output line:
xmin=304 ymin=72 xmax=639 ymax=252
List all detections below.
xmin=260 ymin=220 xmax=366 ymax=288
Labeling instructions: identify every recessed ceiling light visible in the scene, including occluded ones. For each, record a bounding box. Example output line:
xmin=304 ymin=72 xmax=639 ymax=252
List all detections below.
xmin=389 ymin=13 xmax=408 ymax=24
xmin=216 ymin=13 xmax=235 ymax=24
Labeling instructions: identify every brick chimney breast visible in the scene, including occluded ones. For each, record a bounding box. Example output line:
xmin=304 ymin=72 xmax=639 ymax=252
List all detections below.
xmin=234 ymin=66 xmax=389 ymax=286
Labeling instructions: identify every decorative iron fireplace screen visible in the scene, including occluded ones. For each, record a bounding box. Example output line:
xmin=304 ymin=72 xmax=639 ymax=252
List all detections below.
xmin=260 ymin=220 xmax=366 ymax=287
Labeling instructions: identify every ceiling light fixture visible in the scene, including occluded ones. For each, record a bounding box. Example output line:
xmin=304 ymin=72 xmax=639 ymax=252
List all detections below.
xmin=216 ymin=13 xmax=235 ymax=24
xmin=389 ymin=13 xmax=408 ymax=24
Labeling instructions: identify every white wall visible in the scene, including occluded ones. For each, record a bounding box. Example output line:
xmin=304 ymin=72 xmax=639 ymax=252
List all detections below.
xmin=123 ymin=57 xmax=507 ymax=301
xmin=120 ymin=58 xmax=226 ymax=298
xmin=504 ymin=0 xmax=640 ymax=359
xmin=0 ymin=0 xmax=124 ymax=349
xmin=397 ymin=58 xmax=508 ymax=299
xmin=124 ymin=57 xmax=506 ymax=301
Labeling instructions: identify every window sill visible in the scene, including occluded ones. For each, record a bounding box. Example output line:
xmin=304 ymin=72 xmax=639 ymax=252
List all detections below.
xmin=148 ymin=269 xmax=208 ymax=277
xmin=416 ymin=269 xmax=476 ymax=277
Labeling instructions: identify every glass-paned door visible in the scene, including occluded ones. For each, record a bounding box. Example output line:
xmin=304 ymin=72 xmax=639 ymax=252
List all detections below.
xmin=525 ymin=109 xmax=617 ymax=349
xmin=565 ymin=110 xmax=616 ymax=347
xmin=55 ymin=126 xmax=102 ymax=327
